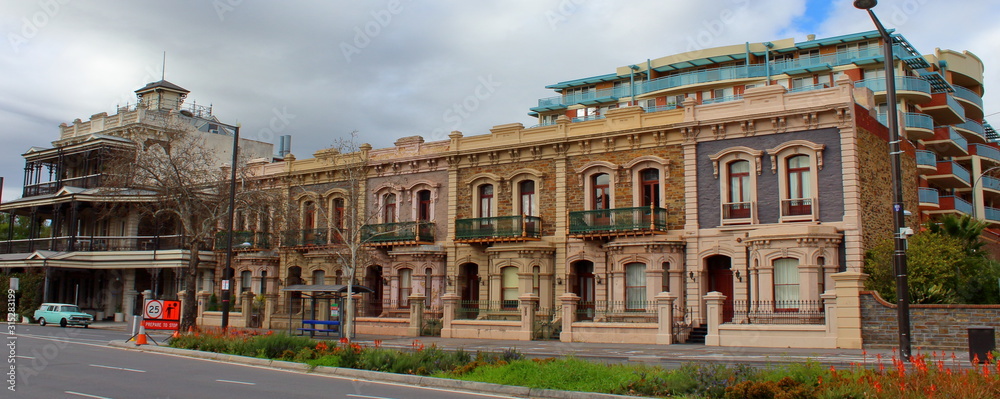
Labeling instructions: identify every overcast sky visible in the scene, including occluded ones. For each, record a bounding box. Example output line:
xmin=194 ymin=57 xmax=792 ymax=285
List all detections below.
xmin=1 ymin=0 xmax=998 ymax=202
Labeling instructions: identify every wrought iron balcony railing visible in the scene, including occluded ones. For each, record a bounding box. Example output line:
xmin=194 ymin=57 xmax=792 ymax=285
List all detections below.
xmin=214 ymin=231 xmax=271 ymax=250
xmin=361 ymin=221 xmax=434 ymax=245
xmin=280 ymin=228 xmax=338 ymax=247
xmin=568 ymin=206 xmax=668 ymax=237
xmin=454 ymin=216 xmax=541 ymax=242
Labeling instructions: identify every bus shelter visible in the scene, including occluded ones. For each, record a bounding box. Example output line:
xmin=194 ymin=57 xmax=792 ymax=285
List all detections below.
xmin=281 ymin=284 xmax=374 ymax=337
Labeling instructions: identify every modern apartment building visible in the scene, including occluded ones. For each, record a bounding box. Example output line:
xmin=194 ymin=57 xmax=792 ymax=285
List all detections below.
xmin=0 ymin=80 xmax=274 ymax=322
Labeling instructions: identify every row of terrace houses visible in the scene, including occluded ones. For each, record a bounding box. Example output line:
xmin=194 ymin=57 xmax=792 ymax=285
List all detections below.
xmin=2 ymin=29 xmax=993 ymax=348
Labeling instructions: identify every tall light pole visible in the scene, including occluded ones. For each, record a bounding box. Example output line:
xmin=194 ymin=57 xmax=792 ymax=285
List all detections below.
xmin=220 ymin=124 xmax=240 ymax=330
xmin=971 ymin=165 xmax=1000 ymax=220
xmin=855 ymin=0 xmax=911 ymax=360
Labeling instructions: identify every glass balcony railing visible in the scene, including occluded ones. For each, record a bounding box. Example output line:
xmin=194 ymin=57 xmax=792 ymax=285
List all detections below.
xmin=955 ymin=119 xmax=985 ymax=136
xmin=904 ymin=113 xmax=934 ymax=131
xmin=855 ymin=76 xmax=931 ymax=96
xmin=571 ymin=115 xmax=606 ymax=123
xmin=361 ymin=221 xmax=434 ymax=244
xmin=943 ymin=93 xmax=965 ymax=119
xmin=952 ymin=85 xmax=984 ymax=110
xmin=986 ymin=207 xmax=1000 ymax=222
xmin=972 ymin=144 xmax=1000 ymax=163
xmin=915 ymin=150 xmax=937 ymax=167
xmin=569 ymin=206 xmax=668 ymax=235
xmin=642 ymin=103 xmax=683 ymax=114
xmin=455 ymin=216 xmax=541 ymax=241
xmin=940 ymin=195 xmax=973 ymax=214
xmin=937 ymin=161 xmax=971 ymax=185
xmin=918 ymin=187 xmax=939 ymax=205
xmin=982 ymin=175 xmax=1000 ymax=192
xmin=702 ymin=94 xmax=743 ymax=105
xmin=537 ymin=85 xmax=634 ymax=108
xmin=787 ymin=83 xmax=831 ymax=93
xmin=214 ymin=231 xmax=271 ymax=250
xmin=635 ymin=65 xmax=768 ymax=95
xmin=932 ymin=126 xmax=968 ymax=150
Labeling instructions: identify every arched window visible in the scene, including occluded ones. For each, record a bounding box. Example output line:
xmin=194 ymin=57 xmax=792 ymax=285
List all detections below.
xmin=332 ymin=198 xmax=345 ymax=230
xmin=786 ymin=155 xmax=812 ymax=216
xmin=382 ymin=194 xmax=397 ymax=223
xmin=773 ymin=258 xmax=800 ymax=309
xmin=726 ymin=160 xmax=751 ymax=219
xmin=592 ymin=173 xmax=610 ymax=210
xmin=303 ymin=201 xmax=316 ymax=229
xmin=240 ymin=271 xmax=252 ymax=293
xmin=639 ymin=169 xmax=659 ymax=207
xmin=425 ymin=268 xmax=433 ymax=306
xmin=478 ymin=184 xmax=494 ymax=218
xmin=335 ymin=270 xmax=343 ymax=285
xmin=531 ymin=266 xmax=540 ymax=296
xmin=417 ymin=190 xmax=432 ymax=221
xmin=399 ymin=268 xmax=412 ymax=308
xmin=625 ymin=263 xmax=646 ymax=310
xmin=501 ymin=266 xmax=518 ymax=309
xmin=519 ymin=180 xmax=536 ymax=216
xmin=260 ymin=271 xmax=267 ymax=294
xmin=312 ymin=270 xmax=325 ymax=285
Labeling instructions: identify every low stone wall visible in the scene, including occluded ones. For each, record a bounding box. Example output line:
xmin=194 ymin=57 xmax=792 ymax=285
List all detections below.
xmin=198 ymin=311 xmax=245 ymax=328
xmin=355 ymin=317 xmax=410 ymax=336
xmin=860 ymin=291 xmax=1000 ymax=350
xmin=447 ymin=320 xmax=523 ymax=340
xmin=566 ymin=323 xmax=658 ymax=344
xmin=718 ymin=324 xmax=835 ymax=348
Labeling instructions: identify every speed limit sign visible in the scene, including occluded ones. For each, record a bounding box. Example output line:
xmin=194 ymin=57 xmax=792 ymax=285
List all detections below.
xmin=144 ymin=300 xmax=164 ymax=320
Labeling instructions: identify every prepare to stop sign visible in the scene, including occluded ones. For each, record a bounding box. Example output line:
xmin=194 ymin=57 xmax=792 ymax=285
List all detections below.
xmin=142 ymin=299 xmax=181 ymax=330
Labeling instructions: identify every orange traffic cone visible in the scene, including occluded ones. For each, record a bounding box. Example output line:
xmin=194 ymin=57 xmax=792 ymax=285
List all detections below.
xmin=171 ymin=330 xmax=180 ymax=339
xmin=135 ymin=333 xmax=148 ymax=345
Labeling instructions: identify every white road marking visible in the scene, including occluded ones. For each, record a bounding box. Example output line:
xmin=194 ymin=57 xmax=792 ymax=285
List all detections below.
xmin=216 ymin=379 xmax=256 ymax=385
xmin=347 ymin=394 xmax=398 ymax=399
xmin=89 ymin=364 xmax=146 ymax=373
xmin=65 ymin=391 xmax=113 ymax=399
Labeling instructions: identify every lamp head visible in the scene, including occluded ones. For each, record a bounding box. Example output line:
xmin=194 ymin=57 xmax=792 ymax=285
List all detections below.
xmin=853 ymin=0 xmax=877 ymax=9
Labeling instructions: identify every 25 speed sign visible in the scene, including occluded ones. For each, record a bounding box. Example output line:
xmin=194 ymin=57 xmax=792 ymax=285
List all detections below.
xmin=144 ymin=300 xmax=164 ymax=320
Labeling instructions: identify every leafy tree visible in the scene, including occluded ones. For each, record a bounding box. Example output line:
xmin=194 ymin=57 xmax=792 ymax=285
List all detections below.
xmin=926 ymin=214 xmax=987 ymax=257
xmin=865 ymin=229 xmax=1000 ymax=304
xmin=0 ymin=213 xmax=50 ymax=239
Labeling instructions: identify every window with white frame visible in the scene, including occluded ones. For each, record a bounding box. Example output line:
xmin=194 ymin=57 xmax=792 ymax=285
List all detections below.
xmin=711 ymin=147 xmax=762 ymax=224
xmin=241 ymin=270 xmax=252 ymax=293
xmin=773 ymin=258 xmax=800 ymax=309
xmin=726 ymin=160 xmax=752 ymax=219
xmin=478 ymin=184 xmax=494 ymax=218
xmin=399 ymin=268 xmax=412 ymax=308
xmin=625 ymin=262 xmax=646 ymax=310
xmin=768 ymin=141 xmax=824 ymax=222
xmin=501 ymin=266 xmax=518 ymax=309
xmin=531 ymin=266 xmax=540 ymax=296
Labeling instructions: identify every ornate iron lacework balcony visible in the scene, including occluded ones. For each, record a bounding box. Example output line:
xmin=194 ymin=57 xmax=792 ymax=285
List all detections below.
xmin=361 ymin=221 xmax=435 ymax=246
xmin=214 ymin=230 xmax=271 ymax=250
xmin=280 ymin=228 xmax=342 ymax=247
xmin=568 ymin=206 xmax=668 ymax=238
xmin=454 ymin=215 xmax=541 ymax=243
xmin=0 ymin=235 xmax=188 ymax=254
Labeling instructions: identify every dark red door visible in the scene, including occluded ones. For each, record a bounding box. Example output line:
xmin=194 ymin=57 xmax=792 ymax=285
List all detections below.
xmin=707 ymin=256 xmax=734 ymax=323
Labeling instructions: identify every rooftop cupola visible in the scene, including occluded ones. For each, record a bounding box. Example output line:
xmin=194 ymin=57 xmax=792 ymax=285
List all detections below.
xmin=134 ymin=80 xmax=190 ymax=111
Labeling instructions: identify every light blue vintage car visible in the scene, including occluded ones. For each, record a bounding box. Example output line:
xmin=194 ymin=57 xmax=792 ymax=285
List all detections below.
xmin=33 ymin=303 xmax=93 ymax=328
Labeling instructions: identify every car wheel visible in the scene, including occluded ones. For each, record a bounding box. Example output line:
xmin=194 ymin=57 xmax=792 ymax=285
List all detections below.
xmin=83 ymin=324 xmax=89 ymax=329
xmin=60 ymin=318 xmax=68 ymax=328
xmin=38 ymin=318 xmax=46 ymax=326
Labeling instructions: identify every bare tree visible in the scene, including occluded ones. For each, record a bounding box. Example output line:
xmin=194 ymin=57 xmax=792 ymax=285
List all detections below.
xmin=101 ymin=118 xmax=278 ymax=332
xmin=286 ymin=131 xmax=402 ymax=339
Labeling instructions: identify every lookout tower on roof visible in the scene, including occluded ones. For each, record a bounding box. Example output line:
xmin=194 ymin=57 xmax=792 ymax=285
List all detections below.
xmin=135 ymin=80 xmax=189 ymax=111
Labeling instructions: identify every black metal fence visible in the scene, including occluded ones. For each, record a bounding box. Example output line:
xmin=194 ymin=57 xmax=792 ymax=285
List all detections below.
xmin=576 ymin=301 xmax=657 ymax=323
xmin=728 ymin=300 xmax=826 ymax=325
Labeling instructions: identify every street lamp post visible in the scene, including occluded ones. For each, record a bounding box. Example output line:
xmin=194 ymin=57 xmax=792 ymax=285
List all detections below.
xmin=854 ymin=0 xmax=911 ymax=360
xmin=220 ymin=125 xmax=241 ymax=330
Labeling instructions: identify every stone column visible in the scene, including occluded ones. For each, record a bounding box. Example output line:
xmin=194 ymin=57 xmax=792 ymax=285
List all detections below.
xmin=821 ymin=291 xmax=837 ymax=338
xmin=831 ymin=272 xmax=866 ymax=349
xmin=517 ymin=293 xmax=539 ymax=341
xmin=441 ymin=293 xmax=460 ymax=338
xmin=704 ymin=291 xmax=726 ymax=346
xmin=559 ymin=293 xmax=579 ymax=343
xmin=123 ymin=269 xmax=138 ymax=325
xmin=241 ymin=291 xmax=254 ymax=328
xmin=263 ymin=293 xmax=278 ymax=330
xmin=177 ymin=290 xmax=188 ymax=330
xmin=655 ymin=292 xmax=676 ymax=345
xmin=196 ymin=291 xmax=210 ymax=320
xmin=407 ymin=293 xmax=426 ymax=337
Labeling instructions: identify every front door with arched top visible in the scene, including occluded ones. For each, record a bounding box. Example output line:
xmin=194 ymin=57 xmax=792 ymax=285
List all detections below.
xmin=706 ymin=255 xmax=734 ymax=323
